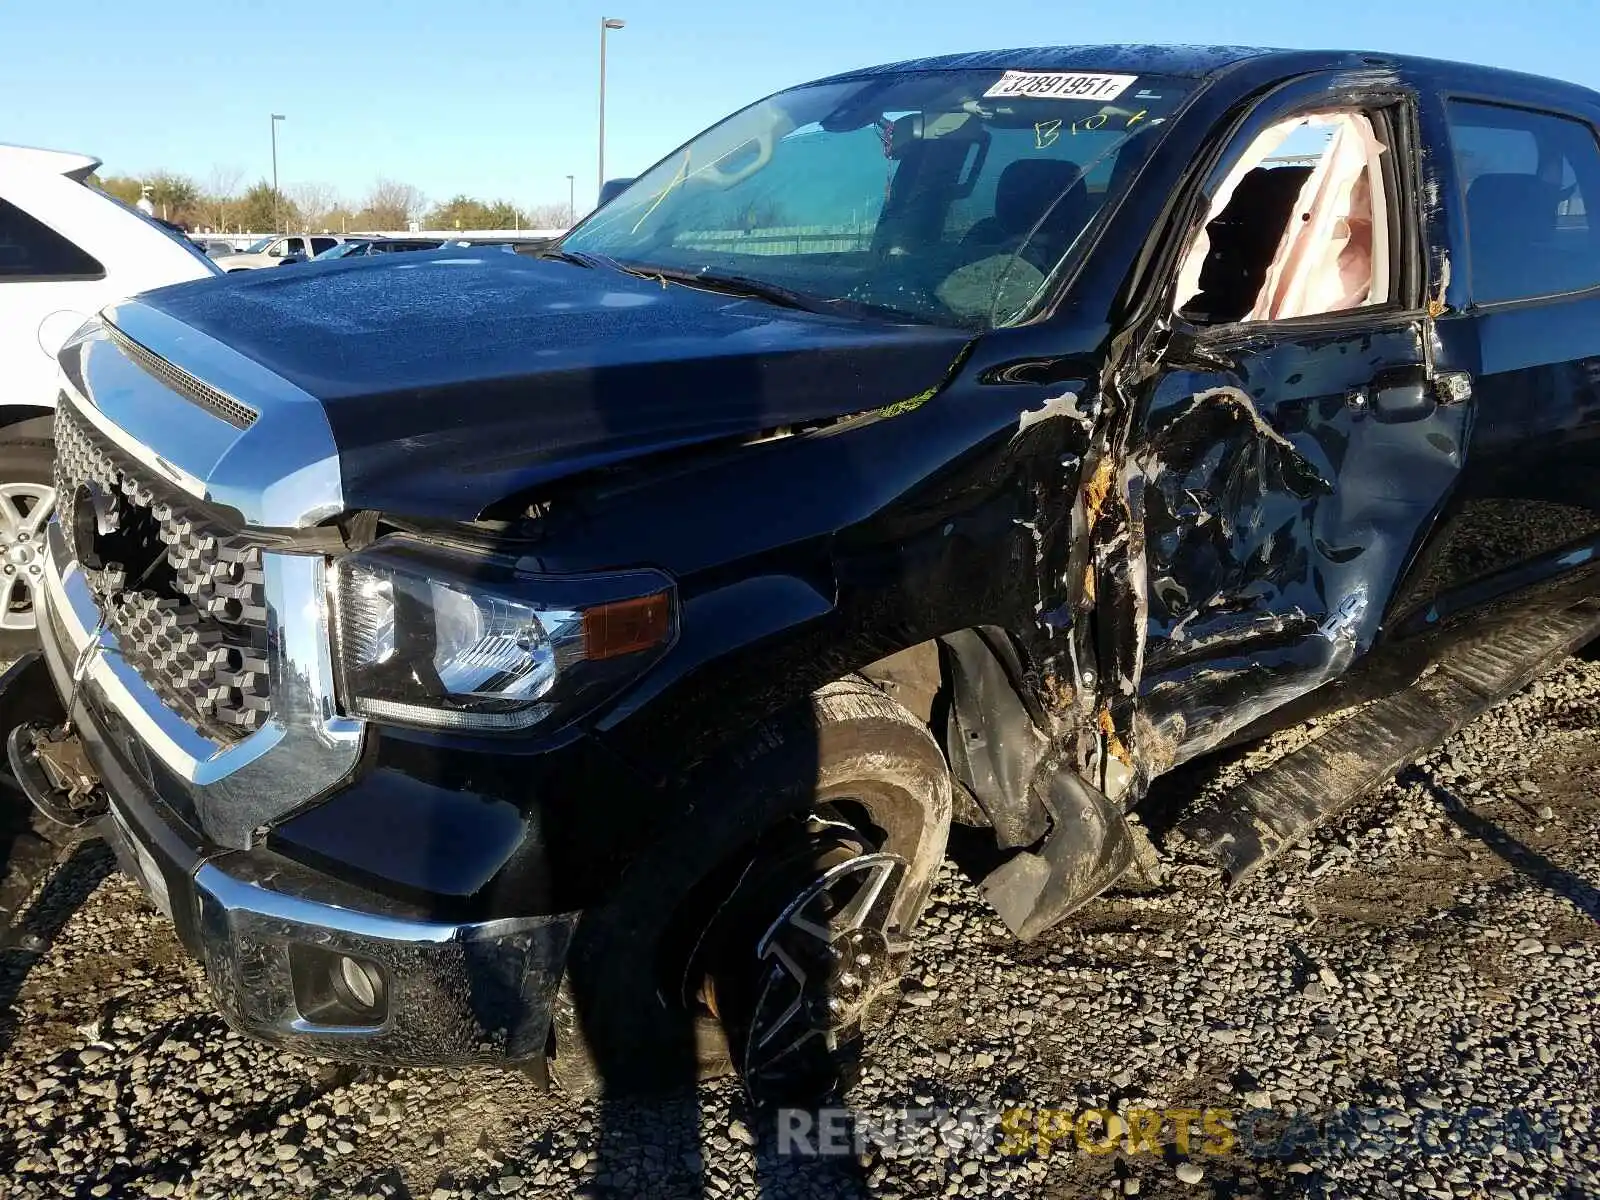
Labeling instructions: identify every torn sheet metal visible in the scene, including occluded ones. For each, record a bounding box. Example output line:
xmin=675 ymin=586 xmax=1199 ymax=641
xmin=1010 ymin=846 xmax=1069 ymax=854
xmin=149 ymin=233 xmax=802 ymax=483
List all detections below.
xmin=1127 ymin=321 xmax=1468 ymax=768
xmin=1177 ymin=602 xmax=1600 ymax=886
xmin=1016 ymin=389 xmax=1095 ymax=436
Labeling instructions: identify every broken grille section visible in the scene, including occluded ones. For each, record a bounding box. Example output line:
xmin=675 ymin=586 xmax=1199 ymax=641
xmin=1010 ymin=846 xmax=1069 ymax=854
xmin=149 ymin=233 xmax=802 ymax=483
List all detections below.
xmin=53 ymin=403 xmax=270 ymax=742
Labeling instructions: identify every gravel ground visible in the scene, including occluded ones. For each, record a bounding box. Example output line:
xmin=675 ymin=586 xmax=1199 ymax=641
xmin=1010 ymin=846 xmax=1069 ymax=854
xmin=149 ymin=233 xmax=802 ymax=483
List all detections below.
xmin=1 ymin=653 xmax=1597 ymax=1200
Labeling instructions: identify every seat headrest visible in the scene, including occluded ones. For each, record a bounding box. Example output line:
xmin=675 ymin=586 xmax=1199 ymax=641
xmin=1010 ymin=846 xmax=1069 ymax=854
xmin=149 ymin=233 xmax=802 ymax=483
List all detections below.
xmin=1223 ymin=165 xmax=1314 ymax=218
xmin=993 ymin=158 xmax=1089 ymax=238
xmin=1466 ymin=173 xmax=1562 ymax=245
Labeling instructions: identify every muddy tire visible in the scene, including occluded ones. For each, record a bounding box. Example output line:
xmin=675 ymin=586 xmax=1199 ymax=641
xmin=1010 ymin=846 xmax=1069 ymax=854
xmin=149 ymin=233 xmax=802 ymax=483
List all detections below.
xmin=549 ymin=678 xmax=951 ymax=1103
xmin=0 ymin=427 xmax=56 ymax=657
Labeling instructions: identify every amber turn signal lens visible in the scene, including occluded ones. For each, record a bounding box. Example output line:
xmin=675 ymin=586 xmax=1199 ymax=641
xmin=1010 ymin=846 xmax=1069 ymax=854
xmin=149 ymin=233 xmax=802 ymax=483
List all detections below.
xmin=581 ymin=592 xmax=672 ymax=660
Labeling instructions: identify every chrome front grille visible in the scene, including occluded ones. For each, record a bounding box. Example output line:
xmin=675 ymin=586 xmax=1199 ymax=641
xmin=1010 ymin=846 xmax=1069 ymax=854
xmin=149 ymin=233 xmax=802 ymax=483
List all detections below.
xmin=53 ymin=402 xmax=270 ymax=742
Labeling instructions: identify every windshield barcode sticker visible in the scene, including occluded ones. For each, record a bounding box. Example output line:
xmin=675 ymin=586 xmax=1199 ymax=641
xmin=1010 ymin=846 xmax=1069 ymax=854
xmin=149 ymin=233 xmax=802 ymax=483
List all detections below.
xmin=983 ymin=71 xmax=1139 ymax=102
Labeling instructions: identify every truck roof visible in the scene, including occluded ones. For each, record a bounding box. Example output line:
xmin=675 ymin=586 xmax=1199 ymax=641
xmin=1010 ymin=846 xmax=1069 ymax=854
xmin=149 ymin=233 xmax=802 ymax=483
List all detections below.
xmin=818 ymin=44 xmax=1600 ymax=104
xmin=824 ymin=44 xmax=1273 ymax=81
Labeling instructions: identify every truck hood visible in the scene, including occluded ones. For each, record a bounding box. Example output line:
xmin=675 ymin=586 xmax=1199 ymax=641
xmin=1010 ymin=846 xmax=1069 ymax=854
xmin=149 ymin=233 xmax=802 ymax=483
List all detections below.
xmin=128 ymin=251 xmax=972 ymax=519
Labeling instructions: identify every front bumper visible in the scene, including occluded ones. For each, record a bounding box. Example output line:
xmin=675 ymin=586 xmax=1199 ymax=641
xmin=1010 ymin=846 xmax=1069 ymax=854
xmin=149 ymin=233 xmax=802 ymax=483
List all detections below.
xmin=23 ymin=531 xmax=579 ymax=1068
xmin=96 ymin=778 xmax=576 ymax=1066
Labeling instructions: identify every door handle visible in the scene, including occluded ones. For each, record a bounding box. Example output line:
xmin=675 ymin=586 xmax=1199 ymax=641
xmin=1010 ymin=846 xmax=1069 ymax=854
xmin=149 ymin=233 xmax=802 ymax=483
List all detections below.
xmin=1344 ymin=370 xmax=1472 ymax=424
xmin=1370 ymin=380 xmax=1436 ymax=423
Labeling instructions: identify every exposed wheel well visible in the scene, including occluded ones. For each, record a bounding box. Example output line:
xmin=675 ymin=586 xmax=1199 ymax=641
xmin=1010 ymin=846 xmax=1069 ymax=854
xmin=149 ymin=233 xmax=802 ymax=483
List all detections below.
xmin=860 ymin=632 xmax=1054 ymax=842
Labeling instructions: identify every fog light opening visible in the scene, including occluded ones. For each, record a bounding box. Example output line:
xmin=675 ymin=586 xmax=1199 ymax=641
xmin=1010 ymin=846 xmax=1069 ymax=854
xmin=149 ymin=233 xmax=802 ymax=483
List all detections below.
xmin=288 ymin=943 xmax=391 ymax=1028
xmin=330 ymin=954 xmax=385 ymax=1017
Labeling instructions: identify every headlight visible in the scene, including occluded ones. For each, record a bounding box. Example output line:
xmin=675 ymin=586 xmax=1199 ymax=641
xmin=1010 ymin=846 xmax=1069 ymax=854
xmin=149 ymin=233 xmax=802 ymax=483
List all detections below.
xmin=331 ymin=537 xmax=676 ymax=732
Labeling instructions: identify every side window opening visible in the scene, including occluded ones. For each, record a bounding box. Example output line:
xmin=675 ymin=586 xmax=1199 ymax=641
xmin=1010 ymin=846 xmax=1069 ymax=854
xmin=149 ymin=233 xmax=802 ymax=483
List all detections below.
xmin=0 ymin=197 xmax=106 ymax=281
xmin=1175 ymin=110 xmax=1392 ymax=325
xmin=1447 ymin=99 xmax=1600 ymax=305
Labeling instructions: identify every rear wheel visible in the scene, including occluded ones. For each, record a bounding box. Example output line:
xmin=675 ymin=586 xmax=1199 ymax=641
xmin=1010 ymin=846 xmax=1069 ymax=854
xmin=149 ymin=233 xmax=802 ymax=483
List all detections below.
xmin=549 ymin=679 xmax=951 ymax=1104
xmin=0 ymin=430 xmax=56 ymax=655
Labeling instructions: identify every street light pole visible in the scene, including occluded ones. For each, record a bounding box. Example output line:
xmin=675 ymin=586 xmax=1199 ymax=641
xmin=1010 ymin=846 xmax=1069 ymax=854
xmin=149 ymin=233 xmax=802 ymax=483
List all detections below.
xmin=598 ymin=17 xmax=624 ymax=204
xmin=270 ymin=113 xmax=286 ymax=233
xmin=566 ymin=174 xmax=575 ymax=226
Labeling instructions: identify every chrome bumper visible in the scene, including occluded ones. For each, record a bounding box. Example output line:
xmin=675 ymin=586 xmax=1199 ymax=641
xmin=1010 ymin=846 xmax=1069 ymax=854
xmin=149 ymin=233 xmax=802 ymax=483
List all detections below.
xmin=191 ymin=856 xmax=577 ymax=1066
xmin=36 ymin=525 xmax=578 ymax=1068
xmin=94 ymin=798 xmax=578 ymax=1065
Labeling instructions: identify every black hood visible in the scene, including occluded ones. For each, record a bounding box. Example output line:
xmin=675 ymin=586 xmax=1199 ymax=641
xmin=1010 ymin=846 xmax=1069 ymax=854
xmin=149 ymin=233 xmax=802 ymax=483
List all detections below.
xmin=137 ymin=251 xmax=971 ymax=519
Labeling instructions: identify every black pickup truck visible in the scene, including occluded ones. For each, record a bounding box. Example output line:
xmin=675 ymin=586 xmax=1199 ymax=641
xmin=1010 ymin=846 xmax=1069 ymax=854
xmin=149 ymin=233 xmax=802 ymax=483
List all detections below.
xmin=7 ymin=44 xmax=1599 ymax=1102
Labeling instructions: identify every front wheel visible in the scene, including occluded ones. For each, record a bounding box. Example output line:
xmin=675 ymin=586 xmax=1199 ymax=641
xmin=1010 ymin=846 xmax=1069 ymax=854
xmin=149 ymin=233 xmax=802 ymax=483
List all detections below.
xmin=696 ymin=817 xmax=914 ymax=1103
xmin=0 ymin=430 xmax=56 ymax=655
xmin=549 ymin=679 xmax=952 ymax=1104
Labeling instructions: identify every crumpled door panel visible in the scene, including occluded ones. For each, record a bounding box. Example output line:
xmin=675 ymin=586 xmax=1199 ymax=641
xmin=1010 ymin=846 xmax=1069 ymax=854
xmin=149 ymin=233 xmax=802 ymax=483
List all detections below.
xmin=1131 ymin=321 xmax=1468 ymax=769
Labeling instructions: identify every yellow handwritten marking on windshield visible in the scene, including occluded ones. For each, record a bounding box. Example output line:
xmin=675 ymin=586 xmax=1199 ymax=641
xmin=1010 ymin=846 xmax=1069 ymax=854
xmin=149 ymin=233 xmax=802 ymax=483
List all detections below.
xmin=1040 ymin=111 xmax=1130 ymax=144
xmin=631 ymin=150 xmax=692 ymax=235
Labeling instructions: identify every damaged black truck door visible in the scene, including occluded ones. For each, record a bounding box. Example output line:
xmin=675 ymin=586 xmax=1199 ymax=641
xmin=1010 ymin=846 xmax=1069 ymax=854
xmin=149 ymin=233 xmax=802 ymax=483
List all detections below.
xmin=1123 ymin=72 xmax=1471 ymax=771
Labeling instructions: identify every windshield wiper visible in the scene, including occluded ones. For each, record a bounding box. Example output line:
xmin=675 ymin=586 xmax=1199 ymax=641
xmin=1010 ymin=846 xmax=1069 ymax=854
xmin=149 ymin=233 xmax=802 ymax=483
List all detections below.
xmin=628 ymin=266 xmax=823 ymax=312
xmin=536 ymin=247 xmax=630 ymax=273
xmin=542 ymin=253 xmax=839 ymax=316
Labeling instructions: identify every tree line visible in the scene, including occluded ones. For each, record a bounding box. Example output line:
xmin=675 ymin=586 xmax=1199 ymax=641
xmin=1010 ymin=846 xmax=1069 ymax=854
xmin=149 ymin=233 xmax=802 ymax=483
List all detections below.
xmin=91 ymin=169 xmax=573 ymax=233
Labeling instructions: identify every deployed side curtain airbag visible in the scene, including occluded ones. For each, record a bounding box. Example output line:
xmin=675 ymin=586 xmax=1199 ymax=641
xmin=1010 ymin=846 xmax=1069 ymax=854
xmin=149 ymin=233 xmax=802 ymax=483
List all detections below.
xmin=1172 ymin=116 xmax=1304 ymax=314
xmin=1174 ymin=111 xmax=1391 ymax=323
xmin=1247 ymin=113 xmax=1389 ymax=320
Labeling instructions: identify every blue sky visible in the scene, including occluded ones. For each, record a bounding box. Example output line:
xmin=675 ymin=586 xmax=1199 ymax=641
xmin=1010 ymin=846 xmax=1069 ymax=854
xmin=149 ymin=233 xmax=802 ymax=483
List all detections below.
xmin=3 ymin=0 xmax=1595 ymax=213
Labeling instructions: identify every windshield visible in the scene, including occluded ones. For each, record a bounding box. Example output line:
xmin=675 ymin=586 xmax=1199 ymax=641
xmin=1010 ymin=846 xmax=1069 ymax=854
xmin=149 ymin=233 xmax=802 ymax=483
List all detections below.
xmin=563 ymin=69 xmax=1191 ymax=328
xmin=243 ymin=237 xmax=275 ymax=254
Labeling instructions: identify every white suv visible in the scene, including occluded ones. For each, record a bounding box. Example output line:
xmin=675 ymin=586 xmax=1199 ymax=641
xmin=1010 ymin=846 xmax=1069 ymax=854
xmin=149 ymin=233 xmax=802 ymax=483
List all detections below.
xmin=0 ymin=143 xmax=218 ymax=649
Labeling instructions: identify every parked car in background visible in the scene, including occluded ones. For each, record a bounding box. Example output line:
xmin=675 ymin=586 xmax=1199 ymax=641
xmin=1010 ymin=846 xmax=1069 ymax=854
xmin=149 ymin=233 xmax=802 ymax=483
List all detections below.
xmin=0 ymin=142 xmax=217 ymax=651
xmin=211 ymin=234 xmax=343 ymax=271
xmin=193 ymin=238 xmax=241 ymax=259
xmin=9 ymin=47 xmax=1600 ymax=1106
xmin=309 ymin=238 xmax=445 ymax=261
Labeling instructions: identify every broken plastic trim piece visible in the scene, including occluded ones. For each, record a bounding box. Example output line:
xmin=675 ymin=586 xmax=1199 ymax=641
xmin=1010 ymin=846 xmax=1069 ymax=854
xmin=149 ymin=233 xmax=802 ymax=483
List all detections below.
xmin=940 ymin=629 xmax=1052 ymax=850
xmin=7 ymin=722 xmax=107 ymax=829
xmin=979 ymin=762 xmax=1135 ymax=941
